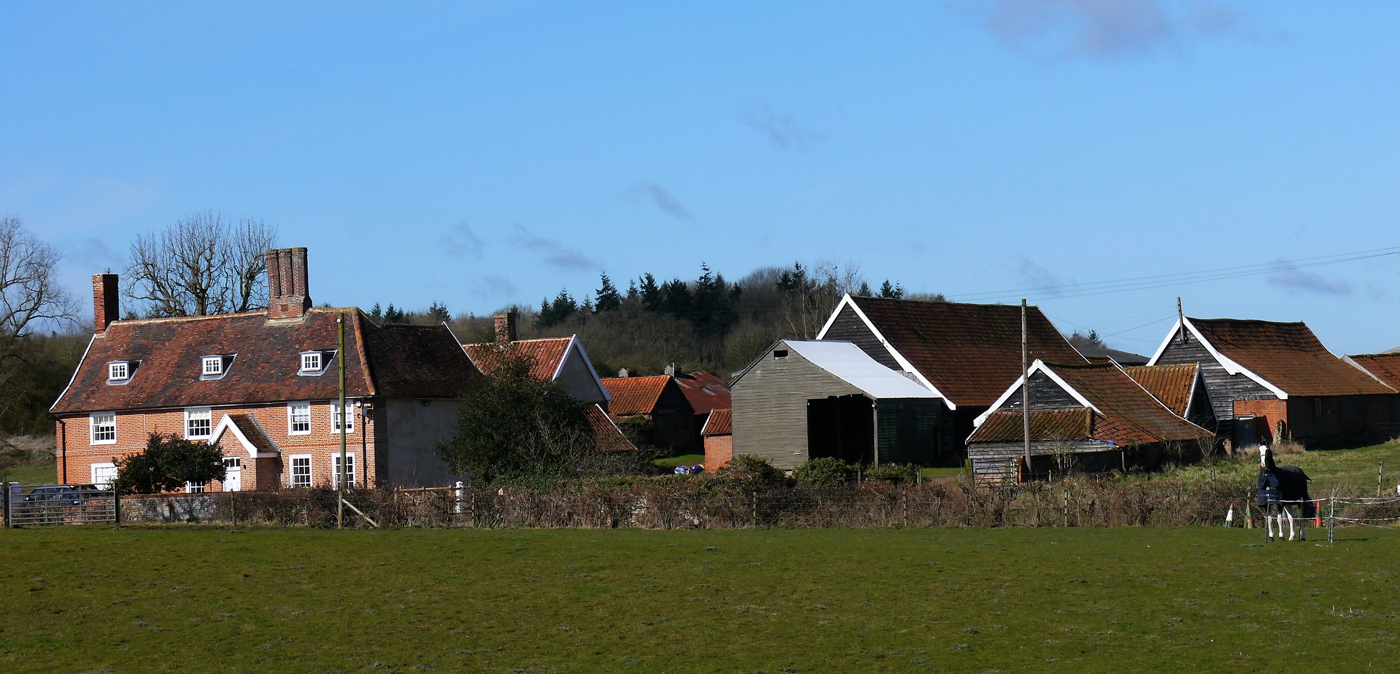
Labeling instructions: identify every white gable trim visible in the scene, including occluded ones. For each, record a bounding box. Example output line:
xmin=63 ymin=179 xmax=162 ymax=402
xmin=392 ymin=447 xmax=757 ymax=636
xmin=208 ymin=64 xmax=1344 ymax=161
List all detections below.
xmin=565 ymin=335 xmax=612 ymax=405
xmin=1146 ymin=317 xmax=1287 ymax=400
xmin=973 ymin=360 xmax=1101 ymax=427
xmin=816 ymin=294 xmax=955 ymax=409
xmin=48 ymin=334 xmax=96 ymax=413
xmin=209 ymin=414 xmax=280 ymax=458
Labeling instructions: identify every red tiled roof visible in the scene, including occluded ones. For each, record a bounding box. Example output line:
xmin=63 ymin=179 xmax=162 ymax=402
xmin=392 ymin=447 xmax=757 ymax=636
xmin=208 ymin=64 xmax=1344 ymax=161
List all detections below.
xmin=50 ymin=308 xmax=480 ymax=414
xmin=463 ymin=337 xmax=572 ymax=382
xmin=674 ymin=371 xmax=731 ymax=415
xmin=584 ymin=404 xmax=635 ymax=452
xmin=1122 ymin=364 xmax=1198 ymax=417
xmin=601 ymin=375 xmax=672 ymax=416
xmin=1189 ymin=318 xmax=1394 ymax=397
xmin=969 ymin=362 xmax=1212 ymax=446
xmin=701 ymin=408 xmax=731 ymax=436
xmin=969 ymin=408 xmax=1094 ymax=443
xmin=847 ymin=297 xmax=1086 ymax=407
xmin=1346 ymin=353 xmax=1400 ymax=390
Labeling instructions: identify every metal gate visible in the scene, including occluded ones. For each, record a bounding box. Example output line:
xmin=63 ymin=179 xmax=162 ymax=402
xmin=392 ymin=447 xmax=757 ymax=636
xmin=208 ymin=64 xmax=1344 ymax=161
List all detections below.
xmin=5 ymin=483 xmax=117 ymax=526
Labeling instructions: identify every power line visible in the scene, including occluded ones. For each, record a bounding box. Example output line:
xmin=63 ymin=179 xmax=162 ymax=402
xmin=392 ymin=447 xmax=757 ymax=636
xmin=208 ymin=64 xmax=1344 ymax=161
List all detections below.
xmin=950 ymin=247 xmax=1400 ymax=303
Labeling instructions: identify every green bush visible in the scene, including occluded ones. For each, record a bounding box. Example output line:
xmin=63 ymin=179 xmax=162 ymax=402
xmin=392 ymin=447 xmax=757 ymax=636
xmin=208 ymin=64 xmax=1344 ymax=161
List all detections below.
xmin=615 ymin=415 xmax=656 ymax=449
xmin=793 ymin=457 xmax=857 ymax=488
xmin=115 ymin=433 xmax=226 ymax=494
xmin=861 ymin=463 xmax=920 ymax=485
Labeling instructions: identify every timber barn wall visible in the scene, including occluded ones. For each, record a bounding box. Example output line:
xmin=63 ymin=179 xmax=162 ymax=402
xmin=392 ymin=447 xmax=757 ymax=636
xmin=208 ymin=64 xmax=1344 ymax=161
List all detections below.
xmin=731 ymin=345 xmax=864 ymax=470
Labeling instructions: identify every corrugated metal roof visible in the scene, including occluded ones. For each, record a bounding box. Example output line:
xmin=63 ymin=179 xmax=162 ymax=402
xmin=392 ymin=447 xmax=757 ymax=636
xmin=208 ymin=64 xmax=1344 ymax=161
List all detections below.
xmin=785 ymin=340 xmax=939 ymax=400
xmin=674 ymin=371 xmax=731 ymax=414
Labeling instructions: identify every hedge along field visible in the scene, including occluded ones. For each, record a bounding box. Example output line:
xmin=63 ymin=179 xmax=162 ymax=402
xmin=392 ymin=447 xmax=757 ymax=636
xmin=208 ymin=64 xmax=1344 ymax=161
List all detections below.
xmin=2 ymin=527 xmax=1399 ymax=673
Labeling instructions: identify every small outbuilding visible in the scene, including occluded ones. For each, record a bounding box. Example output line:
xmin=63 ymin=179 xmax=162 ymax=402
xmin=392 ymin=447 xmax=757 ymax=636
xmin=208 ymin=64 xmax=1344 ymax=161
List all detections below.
xmin=731 ymin=340 xmax=947 ymax=470
xmin=701 ymin=408 xmax=732 ymax=472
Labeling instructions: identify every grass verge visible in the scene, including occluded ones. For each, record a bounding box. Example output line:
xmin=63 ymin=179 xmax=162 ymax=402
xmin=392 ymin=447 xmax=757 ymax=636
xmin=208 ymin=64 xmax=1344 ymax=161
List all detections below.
xmin=1 ymin=526 xmax=1396 ymax=672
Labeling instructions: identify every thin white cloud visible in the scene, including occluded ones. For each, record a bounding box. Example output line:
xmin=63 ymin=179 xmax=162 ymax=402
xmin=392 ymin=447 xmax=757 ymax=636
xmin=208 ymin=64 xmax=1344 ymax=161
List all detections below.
xmin=1267 ymin=261 xmax=1351 ymax=296
xmin=508 ymin=224 xmax=598 ymax=270
xmin=439 ymin=222 xmax=485 ymax=258
xmin=627 ymin=182 xmax=693 ymax=221
xmin=745 ymin=107 xmax=820 ymax=151
xmin=967 ymin=0 xmax=1238 ymax=59
xmin=1016 ymin=256 xmax=1067 ymax=296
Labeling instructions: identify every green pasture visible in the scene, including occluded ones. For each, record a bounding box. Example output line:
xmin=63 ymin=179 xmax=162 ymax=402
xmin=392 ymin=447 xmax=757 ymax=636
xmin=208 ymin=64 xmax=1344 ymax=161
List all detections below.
xmin=1169 ymin=439 xmax=1400 ymax=495
xmin=2 ymin=526 xmax=1398 ymax=673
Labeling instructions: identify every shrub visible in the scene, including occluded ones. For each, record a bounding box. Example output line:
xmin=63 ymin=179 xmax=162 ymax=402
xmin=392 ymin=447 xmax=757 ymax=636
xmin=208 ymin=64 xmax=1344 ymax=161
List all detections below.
xmin=793 ymin=457 xmax=857 ymax=488
xmin=862 ymin=463 xmax=920 ymax=485
xmin=115 ymin=433 xmax=226 ymax=494
xmin=716 ymin=454 xmax=788 ymax=491
xmin=615 ymin=415 xmax=656 ymax=449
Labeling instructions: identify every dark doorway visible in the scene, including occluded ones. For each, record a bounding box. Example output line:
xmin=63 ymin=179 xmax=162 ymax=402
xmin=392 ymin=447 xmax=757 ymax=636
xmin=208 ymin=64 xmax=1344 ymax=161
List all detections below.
xmin=808 ymin=395 xmax=874 ymax=465
xmin=1234 ymin=415 xmax=1258 ymax=449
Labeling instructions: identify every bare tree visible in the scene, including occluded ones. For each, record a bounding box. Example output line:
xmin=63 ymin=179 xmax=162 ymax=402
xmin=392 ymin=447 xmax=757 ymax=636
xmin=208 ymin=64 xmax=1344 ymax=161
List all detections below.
xmin=0 ymin=217 xmax=77 ymax=419
xmin=124 ymin=211 xmax=277 ymax=317
xmin=778 ymin=261 xmax=864 ymax=339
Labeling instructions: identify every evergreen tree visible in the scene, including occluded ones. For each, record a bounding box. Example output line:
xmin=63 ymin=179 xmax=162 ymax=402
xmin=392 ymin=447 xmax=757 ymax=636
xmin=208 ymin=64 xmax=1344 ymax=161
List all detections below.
xmin=878 ymin=280 xmax=904 ymax=299
xmin=427 ymin=301 xmax=451 ymax=323
xmin=595 ymin=273 xmax=622 ymax=312
xmin=537 ymin=289 xmax=578 ymax=327
xmin=660 ymin=278 xmax=691 ymax=316
xmin=638 ymin=273 xmax=661 ymax=311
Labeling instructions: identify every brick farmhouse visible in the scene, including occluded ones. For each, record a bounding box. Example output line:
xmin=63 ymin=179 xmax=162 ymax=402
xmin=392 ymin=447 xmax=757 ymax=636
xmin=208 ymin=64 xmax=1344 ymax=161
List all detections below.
xmin=48 ymin=248 xmax=481 ymax=491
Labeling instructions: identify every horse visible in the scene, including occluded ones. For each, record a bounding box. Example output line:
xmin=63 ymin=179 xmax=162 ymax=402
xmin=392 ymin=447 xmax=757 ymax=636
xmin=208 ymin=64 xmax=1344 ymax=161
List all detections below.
xmin=1257 ymin=444 xmax=1314 ymax=542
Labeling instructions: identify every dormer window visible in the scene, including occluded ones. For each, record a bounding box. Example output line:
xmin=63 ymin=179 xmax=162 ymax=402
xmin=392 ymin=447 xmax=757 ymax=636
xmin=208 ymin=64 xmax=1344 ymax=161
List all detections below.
xmin=108 ymin=361 xmax=130 ymax=381
xmin=298 ymin=350 xmax=335 ymax=375
xmin=202 ymin=356 xmax=223 ymax=376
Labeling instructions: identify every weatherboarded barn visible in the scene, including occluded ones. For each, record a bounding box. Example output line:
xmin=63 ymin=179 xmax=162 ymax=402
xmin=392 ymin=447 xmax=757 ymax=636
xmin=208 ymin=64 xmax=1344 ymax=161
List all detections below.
xmin=731 ymin=340 xmax=946 ymax=470
xmin=815 ymin=294 xmax=1086 ymax=464
xmin=1148 ymin=317 xmax=1399 ymax=448
xmin=967 ymin=360 xmax=1214 ymax=483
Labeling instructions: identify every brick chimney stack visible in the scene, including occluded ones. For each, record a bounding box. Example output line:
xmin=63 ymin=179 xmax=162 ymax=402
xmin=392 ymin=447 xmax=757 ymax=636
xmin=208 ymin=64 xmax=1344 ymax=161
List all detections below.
xmin=494 ymin=311 xmax=517 ymax=343
xmin=93 ymin=273 xmax=119 ymax=334
xmin=266 ymin=247 xmax=312 ymax=319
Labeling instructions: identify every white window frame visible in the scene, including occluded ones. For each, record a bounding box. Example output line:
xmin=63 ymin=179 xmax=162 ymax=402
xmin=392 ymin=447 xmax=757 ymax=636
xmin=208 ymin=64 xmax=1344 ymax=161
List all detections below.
xmin=331 ymin=453 xmax=356 ymax=489
xmin=185 ymin=481 xmax=206 ymax=493
xmin=90 ymin=462 xmax=117 ymax=488
xmin=90 ymin=412 xmax=116 ymax=445
xmin=331 ymin=402 xmax=355 ymax=434
xmin=287 ymin=402 xmax=312 ymax=436
xmin=184 ymin=407 xmax=213 ymax=439
xmin=300 ymin=351 xmax=322 ymax=374
xmin=108 ymin=361 xmax=129 ymax=381
xmin=290 ymin=454 xmax=313 ymax=488
xmin=202 ymin=356 xmax=223 ymax=377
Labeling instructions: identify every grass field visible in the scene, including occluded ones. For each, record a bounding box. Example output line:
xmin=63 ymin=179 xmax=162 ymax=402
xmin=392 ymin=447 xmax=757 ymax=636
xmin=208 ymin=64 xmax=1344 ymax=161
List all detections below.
xmin=1169 ymin=439 xmax=1400 ymax=495
xmin=3 ymin=526 xmax=1398 ymax=672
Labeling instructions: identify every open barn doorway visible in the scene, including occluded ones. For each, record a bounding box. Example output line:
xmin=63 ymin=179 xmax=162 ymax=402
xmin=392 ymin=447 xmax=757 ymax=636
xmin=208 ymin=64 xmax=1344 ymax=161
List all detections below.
xmin=807 ymin=395 xmax=874 ymax=465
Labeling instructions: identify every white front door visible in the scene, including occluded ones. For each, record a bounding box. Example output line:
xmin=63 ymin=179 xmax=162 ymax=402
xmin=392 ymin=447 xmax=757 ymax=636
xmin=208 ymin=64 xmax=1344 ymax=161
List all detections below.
xmin=223 ymin=457 xmax=242 ymax=492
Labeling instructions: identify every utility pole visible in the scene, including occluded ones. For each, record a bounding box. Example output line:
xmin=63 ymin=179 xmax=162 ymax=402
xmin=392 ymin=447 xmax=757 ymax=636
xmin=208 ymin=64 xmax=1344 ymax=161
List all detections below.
xmin=338 ymin=313 xmax=347 ymax=530
xmin=1022 ymin=299 xmax=1031 ymax=483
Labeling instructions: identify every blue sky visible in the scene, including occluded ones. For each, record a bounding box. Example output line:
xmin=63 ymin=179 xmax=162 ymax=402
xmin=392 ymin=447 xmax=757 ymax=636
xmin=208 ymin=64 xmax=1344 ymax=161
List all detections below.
xmin=3 ymin=1 xmax=1399 ymax=354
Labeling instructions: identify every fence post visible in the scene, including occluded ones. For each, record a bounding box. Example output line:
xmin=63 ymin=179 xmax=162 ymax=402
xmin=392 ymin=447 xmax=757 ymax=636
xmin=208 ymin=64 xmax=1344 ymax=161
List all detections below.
xmin=751 ymin=492 xmax=757 ymax=528
xmin=1327 ymin=496 xmax=1335 ymax=544
xmin=2 ymin=482 xmax=8 ymax=528
xmin=112 ymin=487 xmax=120 ymax=528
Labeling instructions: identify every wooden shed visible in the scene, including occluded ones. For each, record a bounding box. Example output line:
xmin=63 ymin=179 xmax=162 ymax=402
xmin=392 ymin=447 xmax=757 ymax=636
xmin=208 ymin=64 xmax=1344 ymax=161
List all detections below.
xmin=731 ymin=340 xmax=947 ymax=470
xmin=967 ymin=360 xmax=1215 ymax=483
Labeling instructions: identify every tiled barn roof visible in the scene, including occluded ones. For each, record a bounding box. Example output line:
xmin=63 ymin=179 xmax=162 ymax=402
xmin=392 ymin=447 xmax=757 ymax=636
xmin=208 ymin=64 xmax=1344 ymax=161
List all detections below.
xmin=844 ymin=296 xmax=1086 ymax=407
xmin=1187 ymin=318 xmax=1394 ymax=397
xmin=1346 ymin=353 xmax=1400 ymax=390
xmin=601 ymin=375 xmax=673 ymax=416
xmin=463 ymin=337 xmax=573 ymax=382
xmin=1122 ymin=363 xmax=1198 ymax=417
xmin=701 ymin=408 xmax=732 ymax=436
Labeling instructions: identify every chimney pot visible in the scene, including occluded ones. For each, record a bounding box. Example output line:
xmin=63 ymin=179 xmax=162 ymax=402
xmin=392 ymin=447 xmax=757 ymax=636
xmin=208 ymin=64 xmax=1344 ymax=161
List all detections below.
xmin=93 ymin=273 xmax=119 ymax=334
xmin=266 ymin=247 xmax=312 ymax=319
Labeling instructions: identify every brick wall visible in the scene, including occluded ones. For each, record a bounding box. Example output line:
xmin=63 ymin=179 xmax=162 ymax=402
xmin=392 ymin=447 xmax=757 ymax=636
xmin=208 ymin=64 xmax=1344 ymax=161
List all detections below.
xmin=704 ymin=435 xmax=733 ymax=472
xmin=1232 ymin=398 xmax=1288 ymax=445
xmin=54 ymin=400 xmax=381 ymax=490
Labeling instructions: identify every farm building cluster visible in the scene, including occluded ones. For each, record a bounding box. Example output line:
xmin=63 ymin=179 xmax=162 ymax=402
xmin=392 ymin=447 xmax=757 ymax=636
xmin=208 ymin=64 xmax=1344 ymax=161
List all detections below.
xmin=48 ymin=247 xmax=1400 ymax=490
